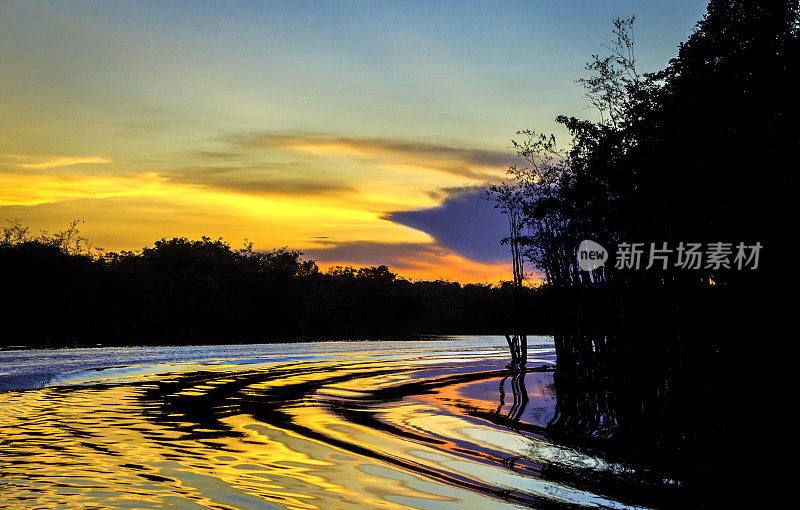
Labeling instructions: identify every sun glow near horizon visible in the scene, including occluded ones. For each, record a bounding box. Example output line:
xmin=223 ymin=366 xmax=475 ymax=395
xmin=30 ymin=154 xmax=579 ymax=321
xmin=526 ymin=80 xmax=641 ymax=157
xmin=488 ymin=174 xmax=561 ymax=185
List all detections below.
xmin=0 ymin=0 xmax=707 ymax=283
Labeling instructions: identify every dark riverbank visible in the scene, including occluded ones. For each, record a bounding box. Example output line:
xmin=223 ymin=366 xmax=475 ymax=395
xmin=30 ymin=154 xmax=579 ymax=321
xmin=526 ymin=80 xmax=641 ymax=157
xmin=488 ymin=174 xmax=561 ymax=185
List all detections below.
xmin=0 ymin=236 xmax=553 ymax=349
xmin=0 ymin=333 xmax=552 ymax=352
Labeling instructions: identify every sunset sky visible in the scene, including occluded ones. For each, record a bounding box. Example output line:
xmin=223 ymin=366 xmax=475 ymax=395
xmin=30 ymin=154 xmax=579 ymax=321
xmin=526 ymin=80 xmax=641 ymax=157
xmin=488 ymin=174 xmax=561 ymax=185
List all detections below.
xmin=1 ymin=1 xmax=706 ymax=282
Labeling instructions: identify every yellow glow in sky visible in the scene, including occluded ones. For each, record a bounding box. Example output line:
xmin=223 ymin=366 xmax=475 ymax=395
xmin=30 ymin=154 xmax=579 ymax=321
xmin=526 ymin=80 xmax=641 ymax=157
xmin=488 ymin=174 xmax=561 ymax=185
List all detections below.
xmin=1 ymin=134 xmax=512 ymax=281
xmin=0 ymin=172 xmax=176 ymax=206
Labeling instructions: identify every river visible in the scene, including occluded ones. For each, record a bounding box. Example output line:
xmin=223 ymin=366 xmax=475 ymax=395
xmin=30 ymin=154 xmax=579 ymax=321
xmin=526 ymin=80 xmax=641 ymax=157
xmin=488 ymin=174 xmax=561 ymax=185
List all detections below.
xmin=1 ymin=337 xmax=685 ymax=509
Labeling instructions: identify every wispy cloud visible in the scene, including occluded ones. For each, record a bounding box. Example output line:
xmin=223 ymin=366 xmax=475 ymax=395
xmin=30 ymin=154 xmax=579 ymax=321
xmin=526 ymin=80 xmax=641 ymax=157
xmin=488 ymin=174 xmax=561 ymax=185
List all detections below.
xmin=232 ymin=133 xmax=514 ymax=182
xmin=163 ymin=164 xmax=354 ymax=197
xmin=3 ymin=154 xmax=112 ymax=170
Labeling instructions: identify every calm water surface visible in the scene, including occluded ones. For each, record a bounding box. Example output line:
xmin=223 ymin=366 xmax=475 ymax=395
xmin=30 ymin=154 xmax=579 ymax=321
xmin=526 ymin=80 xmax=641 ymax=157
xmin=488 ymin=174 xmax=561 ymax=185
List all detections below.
xmin=1 ymin=337 xmax=680 ymax=509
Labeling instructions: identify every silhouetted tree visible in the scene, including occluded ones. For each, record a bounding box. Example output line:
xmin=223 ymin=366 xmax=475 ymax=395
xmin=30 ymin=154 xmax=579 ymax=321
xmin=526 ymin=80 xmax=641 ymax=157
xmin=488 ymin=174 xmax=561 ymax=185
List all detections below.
xmin=485 ymin=181 xmax=529 ymax=367
xmin=489 ymin=2 xmax=797 ymax=502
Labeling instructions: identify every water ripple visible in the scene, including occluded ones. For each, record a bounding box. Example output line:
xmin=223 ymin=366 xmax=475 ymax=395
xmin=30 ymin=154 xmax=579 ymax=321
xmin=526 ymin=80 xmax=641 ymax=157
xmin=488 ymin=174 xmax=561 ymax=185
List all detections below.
xmin=0 ymin=338 xmax=682 ymax=509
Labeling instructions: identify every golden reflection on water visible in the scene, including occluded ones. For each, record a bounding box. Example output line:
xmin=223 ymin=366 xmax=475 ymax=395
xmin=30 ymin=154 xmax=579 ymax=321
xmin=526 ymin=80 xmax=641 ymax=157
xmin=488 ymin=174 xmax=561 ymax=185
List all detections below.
xmin=0 ymin=355 xmax=651 ymax=509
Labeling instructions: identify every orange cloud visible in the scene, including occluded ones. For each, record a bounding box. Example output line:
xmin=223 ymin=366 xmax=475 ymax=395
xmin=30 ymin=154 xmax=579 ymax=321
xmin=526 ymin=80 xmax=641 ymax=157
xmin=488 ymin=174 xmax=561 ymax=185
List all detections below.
xmin=306 ymin=240 xmax=515 ymax=283
xmin=391 ymin=250 xmax=512 ymax=283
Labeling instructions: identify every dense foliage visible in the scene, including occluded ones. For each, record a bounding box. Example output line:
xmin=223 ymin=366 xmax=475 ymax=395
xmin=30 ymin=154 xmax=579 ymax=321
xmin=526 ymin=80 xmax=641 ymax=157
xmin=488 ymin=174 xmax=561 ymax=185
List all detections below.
xmin=491 ymin=2 xmax=797 ymax=290
xmin=485 ymin=1 xmax=797 ymax=499
xmin=0 ymin=220 xmax=550 ymax=347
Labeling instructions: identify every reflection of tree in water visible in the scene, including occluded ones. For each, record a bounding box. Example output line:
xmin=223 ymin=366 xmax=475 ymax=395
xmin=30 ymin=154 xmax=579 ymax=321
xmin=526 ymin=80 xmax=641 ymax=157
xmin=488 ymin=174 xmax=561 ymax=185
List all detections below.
xmin=496 ymin=367 xmax=530 ymax=427
xmin=540 ymin=286 xmax=733 ymax=508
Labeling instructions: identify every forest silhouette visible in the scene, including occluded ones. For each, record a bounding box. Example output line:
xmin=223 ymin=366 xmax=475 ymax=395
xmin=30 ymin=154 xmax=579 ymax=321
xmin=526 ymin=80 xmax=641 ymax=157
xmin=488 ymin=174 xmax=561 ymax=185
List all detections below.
xmin=0 ymin=219 xmax=552 ymax=348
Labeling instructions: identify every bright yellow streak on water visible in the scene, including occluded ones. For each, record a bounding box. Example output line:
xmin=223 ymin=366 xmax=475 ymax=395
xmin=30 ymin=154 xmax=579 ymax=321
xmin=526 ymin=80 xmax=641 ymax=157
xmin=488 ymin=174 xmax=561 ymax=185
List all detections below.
xmin=0 ymin=356 xmax=645 ymax=510
xmin=0 ymin=361 xmax=497 ymax=509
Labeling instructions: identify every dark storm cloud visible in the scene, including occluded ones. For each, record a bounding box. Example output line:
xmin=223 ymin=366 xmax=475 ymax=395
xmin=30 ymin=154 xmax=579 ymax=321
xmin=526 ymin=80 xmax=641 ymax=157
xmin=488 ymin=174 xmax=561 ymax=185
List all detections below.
xmin=382 ymin=185 xmax=510 ymax=264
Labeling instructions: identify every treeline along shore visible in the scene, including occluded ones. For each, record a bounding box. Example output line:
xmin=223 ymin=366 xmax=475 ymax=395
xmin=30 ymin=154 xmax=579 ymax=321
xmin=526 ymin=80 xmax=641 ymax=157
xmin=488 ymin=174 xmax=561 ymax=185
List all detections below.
xmin=0 ymin=221 xmax=552 ymax=348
